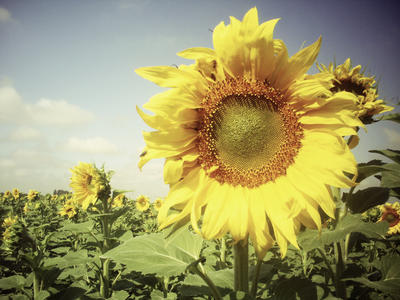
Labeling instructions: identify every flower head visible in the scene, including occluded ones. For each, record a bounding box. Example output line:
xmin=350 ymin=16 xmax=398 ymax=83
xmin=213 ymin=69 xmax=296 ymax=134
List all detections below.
xmin=69 ymin=162 xmax=106 ymax=210
xmin=12 ymin=188 xmax=20 ymax=200
xmin=27 ymin=190 xmax=39 ymax=201
xmin=59 ymin=198 xmax=78 ymax=218
xmin=136 ymin=8 xmax=361 ymax=258
xmin=111 ymin=193 xmax=126 ymax=208
xmin=378 ymin=202 xmax=400 ymax=235
xmin=3 ymin=190 xmax=11 ymax=199
xmin=153 ymin=198 xmax=164 ymax=211
xmin=318 ymin=58 xmax=393 ymax=125
xmin=136 ymin=195 xmax=150 ymax=212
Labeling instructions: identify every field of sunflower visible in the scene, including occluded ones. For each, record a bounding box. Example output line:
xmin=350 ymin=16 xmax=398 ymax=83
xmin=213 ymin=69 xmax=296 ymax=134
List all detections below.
xmin=1 ymin=7 xmax=400 ymax=300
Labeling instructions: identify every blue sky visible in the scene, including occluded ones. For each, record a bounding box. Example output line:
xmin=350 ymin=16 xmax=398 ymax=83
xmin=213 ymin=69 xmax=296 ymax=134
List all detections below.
xmin=0 ymin=0 xmax=399 ymax=199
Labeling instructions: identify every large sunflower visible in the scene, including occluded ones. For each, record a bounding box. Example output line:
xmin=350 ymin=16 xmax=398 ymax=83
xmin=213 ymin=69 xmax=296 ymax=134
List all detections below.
xmin=136 ymin=8 xmax=362 ymax=258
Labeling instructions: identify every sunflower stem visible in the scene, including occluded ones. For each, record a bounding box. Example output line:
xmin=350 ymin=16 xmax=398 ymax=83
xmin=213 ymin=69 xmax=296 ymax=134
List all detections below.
xmin=220 ymin=236 xmax=226 ymax=264
xmin=234 ymin=241 xmax=249 ymax=292
xmin=190 ymin=263 xmax=222 ymax=300
xmin=250 ymin=259 xmax=262 ymax=298
xmin=334 ymin=242 xmax=347 ymax=300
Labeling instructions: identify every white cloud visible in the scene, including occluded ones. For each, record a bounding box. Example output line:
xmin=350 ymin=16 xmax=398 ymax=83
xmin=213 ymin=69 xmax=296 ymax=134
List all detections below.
xmin=9 ymin=126 xmax=42 ymax=141
xmin=0 ymin=7 xmax=12 ymax=23
xmin=383 ymin=128 xmax=400 ymax=148
xmin=27 ymin=98 xmax=95 ymax=125
xmin=0 ymin=85 xmax=95 ymax=126
xmin=66 ymin=137 xmax=119 ymax=154
xmin=0 ymin=85 xmax=27 ymax=123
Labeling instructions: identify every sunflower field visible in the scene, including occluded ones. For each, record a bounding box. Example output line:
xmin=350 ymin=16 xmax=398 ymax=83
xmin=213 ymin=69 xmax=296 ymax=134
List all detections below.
xmin=2 ymin=7 xmax=400 ymax=300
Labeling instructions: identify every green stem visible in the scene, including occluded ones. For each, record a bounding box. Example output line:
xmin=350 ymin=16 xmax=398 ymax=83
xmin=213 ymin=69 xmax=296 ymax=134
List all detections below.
xmin=250 ymin=259 xmax=262 ymax=298
xmin=316 ymin=248 xmax=335 ymax=284
xmin=33 ymin=270 xmax=40 ymax=300
xmin=234 ymin=241 xmax=249 ymax=292
xmin=191 ymin=265 xmax=222 ymax=300
xmin=99 ymin=198 xmax=111 ymax=298
xmin=334 ymin=242 xmax=347 ymax=300
xmin=220 ymin=236 xmax=226 ymax=264
xmin=100 ymin=258 xmax=110 ymax=298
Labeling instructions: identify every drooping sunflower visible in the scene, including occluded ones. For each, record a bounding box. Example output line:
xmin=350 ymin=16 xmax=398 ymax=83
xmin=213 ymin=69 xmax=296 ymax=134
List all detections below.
xmin=136 ymin=195 xmax=150 ymax=212
xmin=136 ymin=8 xmax=362 ymax=258
xmin=69 ymin=162 xmax=105 ymax=210
xmin=153 ymin=198 xmax=164 ymax=211
xmin=378 ymin=202 xmax=400 ymax=235
xmin=318 ymin=58 xmax=393 ymax=125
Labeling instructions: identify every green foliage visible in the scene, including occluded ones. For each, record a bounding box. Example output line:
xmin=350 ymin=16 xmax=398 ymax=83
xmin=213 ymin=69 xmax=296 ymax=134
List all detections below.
xmin=103 ymin=229 xmax=203 ymax=277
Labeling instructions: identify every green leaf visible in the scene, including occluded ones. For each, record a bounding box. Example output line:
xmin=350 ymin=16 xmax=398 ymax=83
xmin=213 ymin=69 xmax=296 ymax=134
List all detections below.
xmin=150 ymin=290 xmax=177 ymax=300
xmin=103 ymin=229 xmax=203 ymax=277
xmin=380 ymin=113 xmax=400 ymax=124
xmin=345 ymin=256 xmax=400 ymax=296
xmin=0 ymin=275 xmax=26 ymax=290
xmin=298 ymin=214 xmax=389 ymax=251
xmin=44 ymin=250 xmax=92 ymax=268
xmin=356 ymin=160 xmax=386 ymax=183
xmin=380 ymin=164 xmax=400 ymax=188
xmin=183 ymin=269 xmax=234 ymax=290
xmin=223 ymin=291 xmax=253 ymax=300
xmin=37 ymin=290 xmax=50 ymax=300
xmin=274 ymin=277 xmax=318 ymax=300
xmin=62 ymin=220 xmax=94 ymax=233
xmin=370 ymin=149 xmax=400 ymax=164
xmin=109 ymin=290 xmax=129 ymax=300
xmin=346 ymin=187 xmax=390 ymax=213
xmin=50 ymin=286 xmax=86 ymax=300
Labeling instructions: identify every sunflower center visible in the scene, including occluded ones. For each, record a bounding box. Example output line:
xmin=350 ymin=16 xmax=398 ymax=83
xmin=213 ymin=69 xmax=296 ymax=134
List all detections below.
xmin=198 ymin=78 xmax=303 ymax=188
xmin=214 ymin=96 xmax=284 ymax=170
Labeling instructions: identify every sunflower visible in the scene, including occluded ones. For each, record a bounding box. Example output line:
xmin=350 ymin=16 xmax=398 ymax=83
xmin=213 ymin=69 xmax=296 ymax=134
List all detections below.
xmin=2 ymin=216 xmax=18 ymax=228
xmin=111 ymin=193 xmax=126 ymax=208
xmin=69 ymin=162 xmax=105 ymax=210
xmin=3 ymin=190 xmax=11 ymax=199
xmin=136 ymin=8 xmax=361 ymax=258
xmin=12 ymin=188 xmax=20 ymax=200
xmin=153 ymin=198 xmax=164 ymax=211
xmin=27 ymin=189 xmax=39 ymax=201
xmin=59 ymin=198 xmax=78 ymax=218
xmin=318 ymin=58 xmax=393 ymax=125
xmin=378 ymin=202 xmax=400 ymax=235
xmin=136 ymin=195 xmax=150 ymax=212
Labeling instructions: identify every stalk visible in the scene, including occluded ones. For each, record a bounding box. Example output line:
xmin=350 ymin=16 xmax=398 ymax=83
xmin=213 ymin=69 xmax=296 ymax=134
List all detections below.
xmin=220 ymin=236 xmax=226 ymax=264
xmin=334 ymin=242 xmax=347 ymax=300
xmin=99 ymin=198 xmax=111 ymax=298
xmin=33 ymin=271 xmax=40 ymax=300
xmin=250 ymin=259 xmax=262 ymax=298
xmin=233 ymin=241 xmax=249 ymax=292
xmin=190 ymin=264 xmax=222 ymax=300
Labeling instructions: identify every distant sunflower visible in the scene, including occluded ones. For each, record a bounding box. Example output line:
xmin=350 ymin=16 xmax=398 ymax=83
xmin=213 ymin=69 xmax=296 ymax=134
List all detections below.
xmin=111 ymin=193 xmax=125 ymax=208
xmin=27 ymin=190 xmax=39 ymax=201
xmin=12 ymin=188 xmax=19 ymax=200
xmin=136 ymin=195 xmax=150 ymax=212
xmin=153 ymin=198 xmax=164 ymax=211
xmin=59 ymin=199 xmax=78 ymax=218
xmin=318 ymin=58 xmax=393 ymax=125
xmin=3 ymin=190 xmax=11 ymax=199
xmin=136 ymin=8 xmax=361 ymax=257
xmin=69 ymin=162 xmax=105 ymax=210
xmin=378 ymin=202 xmax=400 ymax=235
